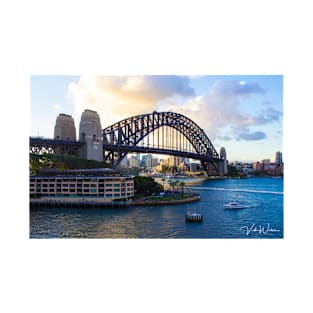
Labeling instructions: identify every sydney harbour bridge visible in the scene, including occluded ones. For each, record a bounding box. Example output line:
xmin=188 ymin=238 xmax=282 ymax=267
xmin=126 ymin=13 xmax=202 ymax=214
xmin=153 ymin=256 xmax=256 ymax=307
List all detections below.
xmin=29 ymin=110 xmax=227 ymax=176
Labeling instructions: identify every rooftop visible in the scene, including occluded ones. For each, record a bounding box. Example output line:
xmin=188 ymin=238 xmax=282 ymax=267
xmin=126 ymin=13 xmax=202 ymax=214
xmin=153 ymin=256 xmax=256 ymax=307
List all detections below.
xmin=36 ymin=167 xmax=120 ymax=176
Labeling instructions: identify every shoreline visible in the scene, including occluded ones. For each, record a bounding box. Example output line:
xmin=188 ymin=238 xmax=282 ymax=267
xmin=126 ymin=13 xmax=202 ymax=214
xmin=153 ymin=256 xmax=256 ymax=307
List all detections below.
xmin=131 ymin=194 xmax=200 ymax=206
xmin=30 ymin=194 xmax=201 ymax=208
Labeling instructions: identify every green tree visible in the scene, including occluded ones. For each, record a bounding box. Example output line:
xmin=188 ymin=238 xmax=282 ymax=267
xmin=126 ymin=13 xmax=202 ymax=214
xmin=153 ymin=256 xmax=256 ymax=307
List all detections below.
xmin=179 ymin=181 xmax=186 ymax=195
xmin=134 ymin=176 xmax=162 ymax=196
xmin=168 ymin=180 xmax=175 ymax=194
xmin=227 ymin=165 xmax=240 ymax=177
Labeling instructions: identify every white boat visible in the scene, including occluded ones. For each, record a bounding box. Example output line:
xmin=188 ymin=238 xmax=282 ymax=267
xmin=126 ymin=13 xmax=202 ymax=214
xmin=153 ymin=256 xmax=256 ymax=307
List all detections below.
xmin=224 ymin=194 xmax=244 ymax=209
xmin=224 ymin=200 xmax=244 ymax=209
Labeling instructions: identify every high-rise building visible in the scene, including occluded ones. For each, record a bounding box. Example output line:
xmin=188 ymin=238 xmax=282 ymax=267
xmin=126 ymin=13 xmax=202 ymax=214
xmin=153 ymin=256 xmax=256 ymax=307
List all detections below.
xmin=275 ymin=151 xmax=283 ymax=165
xmin=168 ymin=156 xmax=184 ymax=167
xmin=129 ymin=155 xmax=140 ymax=167
xmin=120 ymin=157 xmax=129 ymax=167
xmin=142 ymin=154 xmax=152 ymax=169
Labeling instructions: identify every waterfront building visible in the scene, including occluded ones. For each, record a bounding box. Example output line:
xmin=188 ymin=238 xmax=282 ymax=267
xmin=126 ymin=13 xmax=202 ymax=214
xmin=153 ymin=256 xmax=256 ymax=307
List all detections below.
xmin=30 ymin=168 xmax=134 ymax=204
xmin=253 ymin=162 xmax=262 ymax=172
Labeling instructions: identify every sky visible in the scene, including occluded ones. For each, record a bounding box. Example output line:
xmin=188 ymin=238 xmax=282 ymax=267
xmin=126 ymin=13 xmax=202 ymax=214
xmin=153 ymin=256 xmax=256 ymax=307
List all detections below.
xmin=30 ymin=75 xmax=283 ymax=163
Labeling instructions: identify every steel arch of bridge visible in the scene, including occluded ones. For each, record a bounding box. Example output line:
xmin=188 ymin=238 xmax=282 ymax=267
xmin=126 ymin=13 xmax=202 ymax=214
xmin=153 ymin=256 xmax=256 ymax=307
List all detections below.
xmin=102 ymin=111 xmax=221 ymax=175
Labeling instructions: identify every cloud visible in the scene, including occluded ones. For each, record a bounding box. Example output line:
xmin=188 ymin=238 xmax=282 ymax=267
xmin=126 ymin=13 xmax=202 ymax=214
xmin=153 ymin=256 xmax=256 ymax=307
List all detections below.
xmin=254 ymin=107 xmax=282 ymax=124
xmin=237 ymin=131 xmax=266 ymax=141
xmin=172 ymin=80 xmax=268 ymax=141
xmin=262 ymin=100 xmax=272 ymax=105
xmin=68 ymin=75 xmax=195 ymax=127
xmin=170 ymin=80 xmax=280 ymax=142
xmin=218 ymin=135 xmax=233 ymax=141
xmin=52 ymin=104 xmax=61 ymax=110
xmin=67 ymin=76 xmax=279 ymax=144
xmin=210 ymin=80 xmax=266 ymax=97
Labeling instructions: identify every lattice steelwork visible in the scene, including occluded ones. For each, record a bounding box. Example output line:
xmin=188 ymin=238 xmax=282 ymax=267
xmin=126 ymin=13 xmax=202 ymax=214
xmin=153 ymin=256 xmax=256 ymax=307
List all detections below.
xmin=29 ymin=137 xmax=83 ymax=156
xmin=102 ymin=111 xmax=221 ymax=175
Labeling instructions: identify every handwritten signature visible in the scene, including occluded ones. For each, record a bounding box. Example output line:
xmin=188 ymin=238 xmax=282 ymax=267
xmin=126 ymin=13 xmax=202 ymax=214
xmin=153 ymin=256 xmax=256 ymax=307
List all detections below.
xmin=240 ymin=223 xmax=281 ymax=236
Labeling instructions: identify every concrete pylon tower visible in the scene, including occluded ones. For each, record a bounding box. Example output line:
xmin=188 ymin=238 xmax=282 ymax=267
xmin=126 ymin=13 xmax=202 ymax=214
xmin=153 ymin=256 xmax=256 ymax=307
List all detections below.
xmin=220 ymin=147 xmax=228 ymax=175
xmin=79 ymin=109 xmax=103 ymax=161
xmin=54 ymin=114 xmax=76 ymax=140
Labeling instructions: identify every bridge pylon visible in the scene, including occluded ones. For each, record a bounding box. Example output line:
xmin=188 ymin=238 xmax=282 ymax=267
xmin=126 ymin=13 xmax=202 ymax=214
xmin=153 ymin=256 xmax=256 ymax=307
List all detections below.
xmin=79 ymin=109 xmax=103 ymax=161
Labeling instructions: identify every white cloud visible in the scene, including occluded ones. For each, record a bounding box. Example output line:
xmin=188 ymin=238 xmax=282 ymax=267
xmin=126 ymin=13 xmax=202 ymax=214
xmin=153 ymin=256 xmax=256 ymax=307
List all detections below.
xmin=172 ymin=80 xmax=277 ymax=141
xmin=68 ymin=77 xmax=280 ymax=143
xmin=68 ymin=75 xmax=195 ymax=128
xmin=52 ymin=104 xmax=61 ymax=110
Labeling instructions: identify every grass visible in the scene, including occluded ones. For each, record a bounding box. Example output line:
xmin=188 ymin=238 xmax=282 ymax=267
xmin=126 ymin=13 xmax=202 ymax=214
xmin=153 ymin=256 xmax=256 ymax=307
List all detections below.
xmin=148 ymin=195 xmax=190 ymax=201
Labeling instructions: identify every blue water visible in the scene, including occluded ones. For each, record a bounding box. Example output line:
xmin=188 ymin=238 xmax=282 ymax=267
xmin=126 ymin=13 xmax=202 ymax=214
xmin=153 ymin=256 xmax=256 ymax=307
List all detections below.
xmin=29 ymin=177 xmax=283 ymax=239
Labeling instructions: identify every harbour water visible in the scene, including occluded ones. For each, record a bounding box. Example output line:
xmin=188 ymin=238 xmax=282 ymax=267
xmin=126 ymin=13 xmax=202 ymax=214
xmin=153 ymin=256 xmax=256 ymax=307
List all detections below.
xmin=30 ymin=177 xmax=283 ymax=238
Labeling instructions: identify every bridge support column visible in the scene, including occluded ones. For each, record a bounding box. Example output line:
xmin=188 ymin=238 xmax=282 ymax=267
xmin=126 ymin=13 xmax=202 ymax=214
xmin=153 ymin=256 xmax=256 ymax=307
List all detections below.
xmin=79 ymin=109 xmax=103 ymax=161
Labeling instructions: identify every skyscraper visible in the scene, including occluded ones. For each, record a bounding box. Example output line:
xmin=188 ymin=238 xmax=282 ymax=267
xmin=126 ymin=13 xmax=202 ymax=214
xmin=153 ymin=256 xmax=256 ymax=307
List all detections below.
xmin=275 ymin=151 xmax=283 ymax=165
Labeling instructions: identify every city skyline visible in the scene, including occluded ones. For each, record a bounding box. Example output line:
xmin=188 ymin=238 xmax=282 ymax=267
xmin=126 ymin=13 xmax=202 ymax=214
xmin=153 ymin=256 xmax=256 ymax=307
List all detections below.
xmin=30 ymin=75 xmax=283 ymax=162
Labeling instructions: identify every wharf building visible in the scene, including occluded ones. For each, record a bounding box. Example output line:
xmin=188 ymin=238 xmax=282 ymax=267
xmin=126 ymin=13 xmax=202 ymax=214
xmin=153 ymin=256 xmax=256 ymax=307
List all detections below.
xmin=30 ymin=168 xmax=134 ymax=206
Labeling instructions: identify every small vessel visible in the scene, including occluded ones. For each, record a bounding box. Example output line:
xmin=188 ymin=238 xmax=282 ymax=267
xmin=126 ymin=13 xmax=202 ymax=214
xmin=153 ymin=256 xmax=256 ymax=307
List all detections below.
xmin=224 ymin=194 xmax=244 ymax=209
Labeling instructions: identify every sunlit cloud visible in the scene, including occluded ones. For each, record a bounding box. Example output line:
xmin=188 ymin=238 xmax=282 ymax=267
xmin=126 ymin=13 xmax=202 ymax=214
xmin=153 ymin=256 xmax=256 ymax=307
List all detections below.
xmin=68 ymin=75 xmax=195 ymax=127
xmin=68 ymin=76 xmax=281 ymax=144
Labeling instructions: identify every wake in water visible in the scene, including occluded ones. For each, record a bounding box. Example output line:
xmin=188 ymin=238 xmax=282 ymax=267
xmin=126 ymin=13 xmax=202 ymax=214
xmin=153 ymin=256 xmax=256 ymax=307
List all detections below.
xmin=190 ymin=187 xmax=283 ymax=195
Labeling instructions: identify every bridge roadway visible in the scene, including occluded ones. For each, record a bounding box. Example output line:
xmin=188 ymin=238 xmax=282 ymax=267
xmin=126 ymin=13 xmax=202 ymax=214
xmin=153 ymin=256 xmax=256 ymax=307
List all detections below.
xmin=102 ymin=143 xmax=217 ymax=163
xmin=30 ymin=137 xmax=83 ymax=146
xmin=29 ymin=137 xmax=216 ymax=162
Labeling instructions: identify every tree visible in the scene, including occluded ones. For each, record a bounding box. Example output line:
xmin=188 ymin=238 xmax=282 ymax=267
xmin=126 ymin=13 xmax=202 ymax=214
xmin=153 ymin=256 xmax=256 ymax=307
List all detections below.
xmin=179 ymin=181 xmax=186 ymax=195
xmin=174 ymin=180 xmax=179 ymax=193
xmin=227 ymin=165 xmax=240 ymax=177
xmin=168 ymin=180 xmax=175 ymax=194
xmin=134 ymin=176 xmax=162 ymax=196
xmin=29 ymin=153 xmax=111 ymax=174
xmin=161 ymin=177 xmax=166 ymax=191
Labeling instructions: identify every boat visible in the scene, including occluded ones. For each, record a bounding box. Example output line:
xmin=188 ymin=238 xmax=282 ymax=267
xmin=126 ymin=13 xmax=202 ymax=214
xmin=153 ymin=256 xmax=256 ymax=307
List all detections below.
xmin=224 ymin=194 xmax=244 ymax=209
